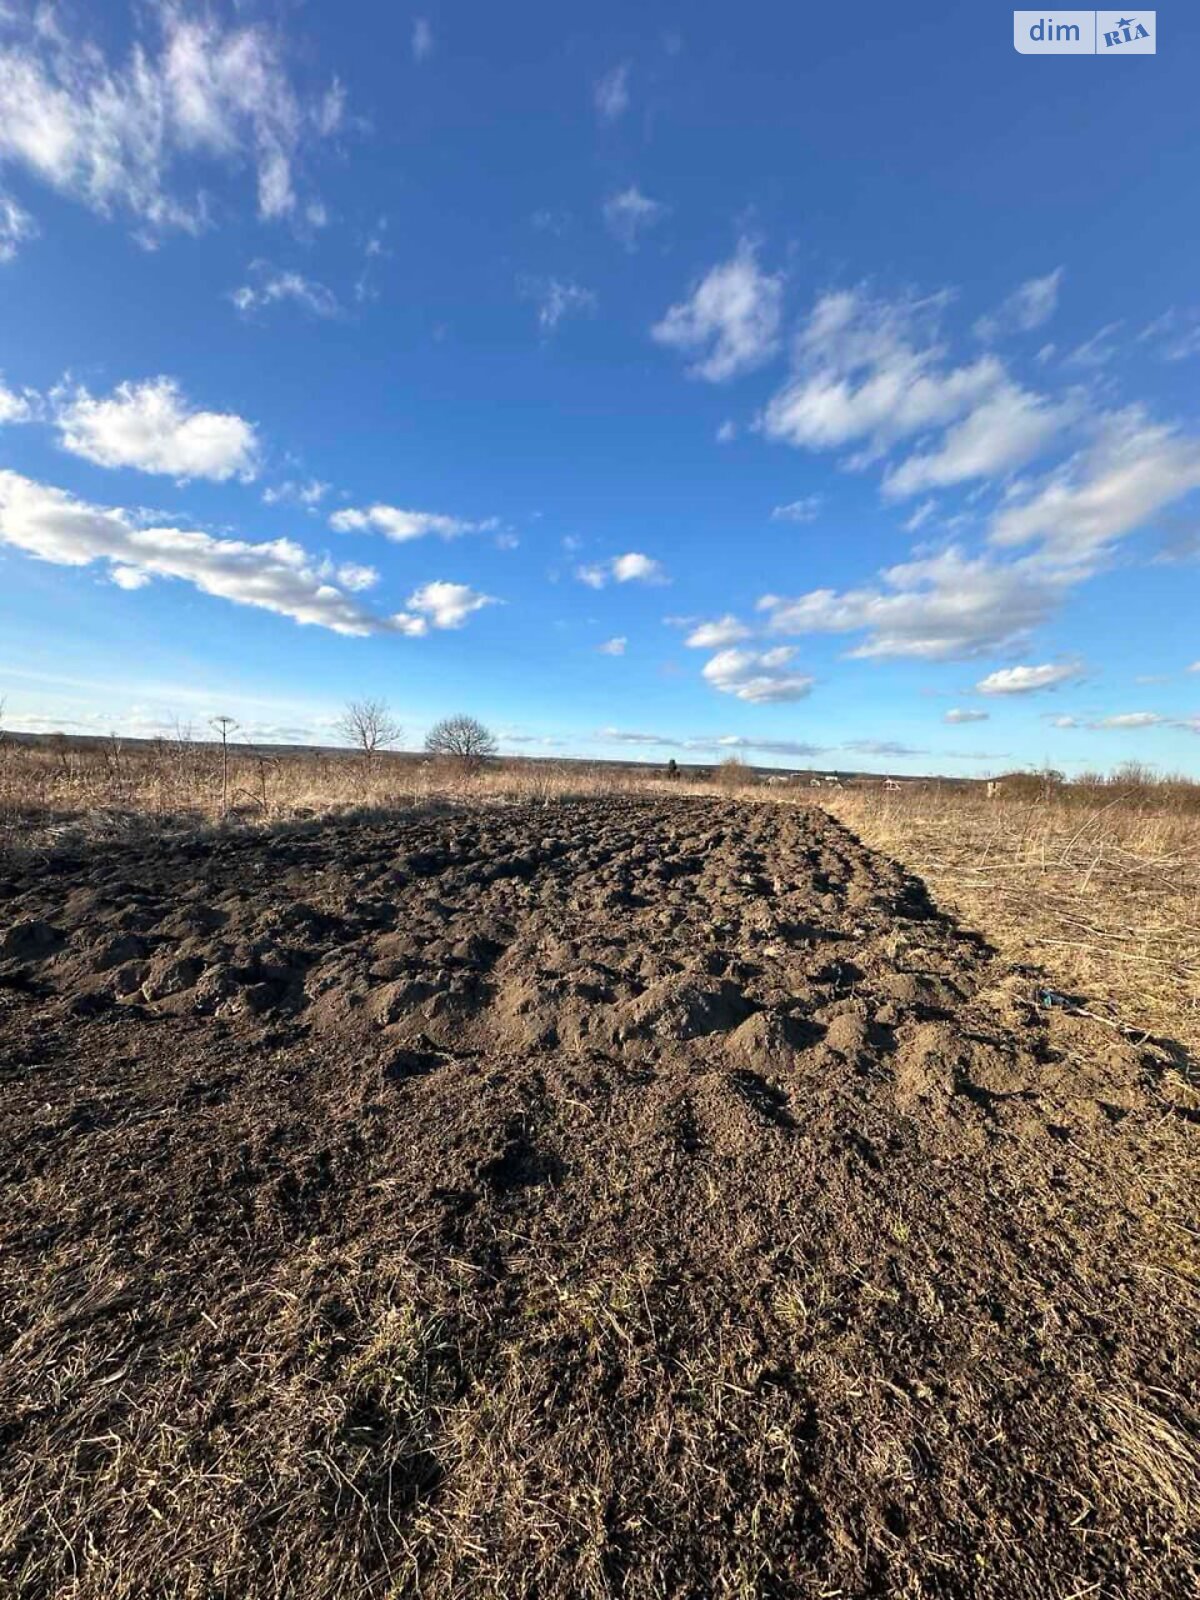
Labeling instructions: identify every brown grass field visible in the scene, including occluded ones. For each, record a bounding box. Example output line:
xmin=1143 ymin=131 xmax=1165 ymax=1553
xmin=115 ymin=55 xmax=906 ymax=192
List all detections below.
xmin=1 ymin=733 xmax=1197 ymax=1597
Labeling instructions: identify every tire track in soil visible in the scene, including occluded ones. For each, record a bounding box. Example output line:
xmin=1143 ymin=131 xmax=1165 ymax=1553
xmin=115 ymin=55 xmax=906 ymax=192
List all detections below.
xmin=0 ymin=797 xmax=1196 ymax=1599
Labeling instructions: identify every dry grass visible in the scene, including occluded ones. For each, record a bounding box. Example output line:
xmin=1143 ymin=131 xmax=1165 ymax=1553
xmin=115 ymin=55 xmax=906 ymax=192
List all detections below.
xmin=0 ymin=736 xmax=676 ymax=850
xmin=811 ymin=782 xmax=1200 ymax=1062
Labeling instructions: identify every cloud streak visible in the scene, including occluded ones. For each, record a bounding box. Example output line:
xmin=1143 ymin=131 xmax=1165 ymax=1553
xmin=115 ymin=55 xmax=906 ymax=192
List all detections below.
xmin=331 ymin=504 xmax=498 ymax=543
xmin=0 ymin=472 xmax=494 ymax=638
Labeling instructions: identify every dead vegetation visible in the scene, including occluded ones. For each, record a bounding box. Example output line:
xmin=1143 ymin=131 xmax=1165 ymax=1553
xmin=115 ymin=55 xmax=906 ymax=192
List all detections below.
xmin=0 ymin=732 xmax=672 ymax=850
xmin=812 ymin=777 xmax=1200 ymax=1063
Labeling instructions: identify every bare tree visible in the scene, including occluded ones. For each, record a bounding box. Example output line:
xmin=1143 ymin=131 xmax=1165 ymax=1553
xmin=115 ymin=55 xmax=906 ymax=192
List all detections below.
xmin=424 ymin=714 xmax=498 ymax=775
xmin=210 ymin=715 xmax=239 ymax=813
xmin=338 ymin=699 xmax=401 ymax=778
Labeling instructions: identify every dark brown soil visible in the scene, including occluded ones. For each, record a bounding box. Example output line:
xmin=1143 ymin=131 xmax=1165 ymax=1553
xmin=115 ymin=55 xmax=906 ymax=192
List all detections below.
xmin=1 ymin=797 xmax=1196 ymax=1599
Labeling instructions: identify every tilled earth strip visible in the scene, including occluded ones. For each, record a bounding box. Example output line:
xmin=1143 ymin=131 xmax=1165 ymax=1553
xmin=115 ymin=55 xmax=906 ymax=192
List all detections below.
xmin=1 ymin=796 xmax=1197 ymax=1598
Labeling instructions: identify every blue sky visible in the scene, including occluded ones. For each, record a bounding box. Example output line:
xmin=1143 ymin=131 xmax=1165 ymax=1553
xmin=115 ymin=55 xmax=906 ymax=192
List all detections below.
xmin=1 ymin=1 xmax=1198 ymax=774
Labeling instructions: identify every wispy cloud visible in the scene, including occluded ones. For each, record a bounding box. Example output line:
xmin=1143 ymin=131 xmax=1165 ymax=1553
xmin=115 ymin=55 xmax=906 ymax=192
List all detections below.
xmin=0 ymin=6 xmax=343 ymax=238
xmin=1064 ymin=322 xmax=1123 ymax=369
xmin=770 ymin=495 xmax=823 ymax=524
xmin=1139 ymin=308 xmax=1200 ymax=363
xmin=0 ymin=190 xmax=35 ymax=261
xmin=594 ymin=62 xmax=631 ymax=123
xmin=1094 ymin=711 xmax=1169 ymax=728
xmin=652 ymin=240 xmax=783 ymax=382
xmin=974 ymin=267 xmax=1064 ymax=341
xmin=412 ymin=19 xmax=434 ymax=62
xmin=519 ymin=276 xmax=597 ymax=334
xmin=602 ymin=186 xmax=666 ymax=250
xmin=263 ymin=479 xmax=330 ymax=509
xmin=990 ymin=409 xmax=1200 ymax=567
xmin=0 ymin=375 xmax=40 ymax=425
xmin=576 ymin=551 xmax=667 ymax=587
xmin=597 ymin=636 xmax=627 ymax=655
xmin=331 ymin=503 xmax=498 ymax=542
xmin=230 ymin=265 xmax=341 ymax=319
xmin=944 ymin=708 xmax=990 ymax=723
xmin=758 ymin=547 xmax=1066 ymax=662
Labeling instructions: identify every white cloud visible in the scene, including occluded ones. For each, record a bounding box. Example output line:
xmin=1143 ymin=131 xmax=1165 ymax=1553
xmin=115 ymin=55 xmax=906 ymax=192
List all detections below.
xmin=0 ymin=7 xmax=341 ymax=237
xmin=597 ymin=636 xmax=627 ymax=655
xmin=652 ymin=240 xmax=783 ymax=382
xmin=613 ymin=551 xmax=662 ymax=583
xmin=230 ymin=266 xmax=340 ymax=318
xmin=903 ymin=499 xmax=937 ymax=532
xmin=335 ymin=562 xmax=378 ymax=592
xmin=263 ymin=478 xmax=330 ymax=509
xmin=594 ymin=63 xmax=631 ymax=123
xmin=714 ymin=735 xmax=827 ymax=757
xmin=0 ymin=470 xmax=413 ymax=636
xmin=519 ymin=276 xmax=596 ymax=334
xmin=883 ymin=383 xmax=1070 ymax=499
xmin=770 ymin=495 xmax=823 ymax=524
xmin=405 ymin=580 xmax=495 ymax=629
xmin=760 ymin=287 xmax=1003 ymax=457
xmin=412 ymin=19 xmax=434 ymax=62
xmin=1049 ymin=710 xmax=1184 ymax=733
xmin=944 ymin=708 xmax=990 ymax=724
xmin=0 ymin=376 xmax=38 ymax=424
xmin=110 ymin=564 xmax=152 ymax=591
xmin=1189 ymin=661 xmax=1200 ymax=673
xmin=1139 ymin=308 xmax=1200 ymax=363
xmin=990 ymin=410 xmax=1200 ymax=565
xmin=55 ymin=378 xmax=260 ymax=482
xmin=1065 ymin=322 xmax=1122 ymax=369
xmin=684 ymin=615 xmax=751 ymax=648
xmin=843 ymin=738 xmax=926 ymax=757
xmin=975 ymin=662 xmax=1082 ymax=695
xmin=702 ymin=645 xmax=814 ymax=703
xmin=600 ymin=728 xmax=828 ymax=758
xmin=1095 ymin=712 xmax=1168 ymax=729
xmin=330 ymin=504 xmax=496 ymax=542
xmin=577 ymin=551 xmax=667 ymax=587
xmin=600 ymin=727 xmax=683 ymax=748
xmin=0 ymin=189 xmax=35 ymax=260
xmin=974 ymin=268 xmax=1064 ymax=341
xmin=716 ymin=420 xmax=738 ymax=444
xmin=759 ymin=547 xmax=1065 ymax=661
xmin=602 ymin=186 xmax=666 ymax=250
